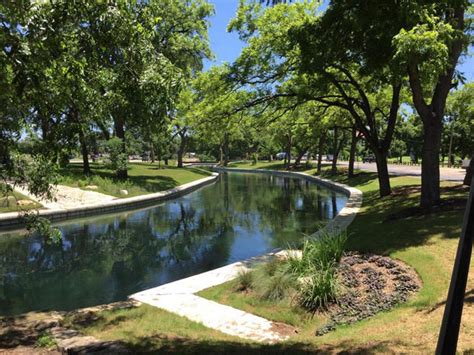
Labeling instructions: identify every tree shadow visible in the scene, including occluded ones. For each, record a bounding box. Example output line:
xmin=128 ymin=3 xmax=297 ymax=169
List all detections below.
xmin=346 ymin=182 xmax=467 ymax=255
xmin=425 ymin=288 xmax=474 ymax=315
xmin=64 ymin=306 xmax=405 ymax=354
xmin=59 ymin=163 xmax=209 ymax=195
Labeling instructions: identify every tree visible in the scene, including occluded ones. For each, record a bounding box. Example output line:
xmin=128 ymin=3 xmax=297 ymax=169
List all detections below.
xmin=227 ymin=0 xmax=402 ymax=197
xmin=445 ymin=83 xmax=474 ymax=185
xmin=188 ymin=66 xmax=253 ymax=166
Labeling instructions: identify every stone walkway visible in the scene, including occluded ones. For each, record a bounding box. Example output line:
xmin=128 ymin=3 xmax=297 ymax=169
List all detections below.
xmin=14 ymin=185 xmax=116 ymax=210
xmin=131 ymin=170 xmax=363 ymax=343
xmin=131 ymin=251 xmax=294 ymax=343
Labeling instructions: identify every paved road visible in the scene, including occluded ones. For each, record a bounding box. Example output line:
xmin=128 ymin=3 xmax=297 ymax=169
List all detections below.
xmin=338 ymin=161 xmax=466 ymax=181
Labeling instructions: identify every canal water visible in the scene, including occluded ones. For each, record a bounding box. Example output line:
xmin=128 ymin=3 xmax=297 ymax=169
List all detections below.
xmin=0 ymin=172 xmax=347 ymax=315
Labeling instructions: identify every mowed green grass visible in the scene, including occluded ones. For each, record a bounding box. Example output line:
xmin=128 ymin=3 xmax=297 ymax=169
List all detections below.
xmin=0 ymin=187 xmax=42 ymax=213
xmin=66 ymin=164 xmax=474 ymax=353
xmin=58 ymin=162 xmax=211 ymax=198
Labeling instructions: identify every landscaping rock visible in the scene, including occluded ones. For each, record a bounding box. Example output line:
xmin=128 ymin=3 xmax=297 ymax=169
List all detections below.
xmin=119 ymin=189 xmax=128 ymax=196
xmin=315 ymin=253 xmax=420 ymax=336
xmin=17 ymin=199 xmax=35 ymax=207
xmin=85 ymin=185 xmax=99 ymax=190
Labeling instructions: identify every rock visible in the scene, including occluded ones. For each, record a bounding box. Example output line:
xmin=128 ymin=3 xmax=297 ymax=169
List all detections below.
xmin=17 ymin=199 xmax=35 ymax=207
xmin=85 ymin=185 xmax=99 ymax=190
xmin=119 ymin=189 xmax=128 ymax=196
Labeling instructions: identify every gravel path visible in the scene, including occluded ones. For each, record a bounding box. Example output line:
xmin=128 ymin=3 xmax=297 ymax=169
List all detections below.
xmin=338 ymin=161 xmax=466 ymax=181
xmin=14 ymin=185 xmax=116 ymax=210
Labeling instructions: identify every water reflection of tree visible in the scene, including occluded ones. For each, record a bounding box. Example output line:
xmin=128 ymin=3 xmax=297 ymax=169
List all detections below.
xmin=0 ymin=196 xmax=236 ymax=315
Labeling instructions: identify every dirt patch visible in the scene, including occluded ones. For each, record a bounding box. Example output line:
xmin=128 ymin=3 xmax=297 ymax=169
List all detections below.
xmin=0 ymin=301 xmax=139 ymax=354
xmin=315 ymin=253 xmax=421 ymax=336
xmin=270 ymin=321 xmax=298 ymax=337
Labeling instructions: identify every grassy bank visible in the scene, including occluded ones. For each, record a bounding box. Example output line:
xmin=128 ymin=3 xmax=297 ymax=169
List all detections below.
xmin=62 ymin=164 xmax=473 ymax=353
xmin=59 ymin=162 xmax=211 ymax=198
xmin=0 ymin=187 xmax=42 ymax=213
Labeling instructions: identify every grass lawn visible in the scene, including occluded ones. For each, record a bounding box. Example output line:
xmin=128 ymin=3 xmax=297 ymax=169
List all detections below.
xmin=65 ymin=163 xmax=474 ymax=353
xmin=0 ymin=188 xmax=42 ymax=213
xmin=58 ymin=162 xmax=212 ymax=198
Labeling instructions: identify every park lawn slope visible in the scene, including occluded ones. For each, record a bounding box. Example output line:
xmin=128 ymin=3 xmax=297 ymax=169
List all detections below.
xmin=66 ymin=165 xmax=474 ymax=353
xmin=58 ymin=162 xmax=212 ymax=198
xmin=0 ymin=186 xmax=42 ymax=213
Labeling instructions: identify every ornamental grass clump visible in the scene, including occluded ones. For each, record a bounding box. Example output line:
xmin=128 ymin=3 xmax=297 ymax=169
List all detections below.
xmin=235 ymin=269 xmax=253 ymax=292
xmin=234 ymin=231 xmax=347 ymax=311
xmin=298 ymin=267 xmax=339 ymax=312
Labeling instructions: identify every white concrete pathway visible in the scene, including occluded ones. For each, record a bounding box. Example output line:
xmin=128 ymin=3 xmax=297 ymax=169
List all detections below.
xmin=131 ymin=251 xmax=291 ymax=343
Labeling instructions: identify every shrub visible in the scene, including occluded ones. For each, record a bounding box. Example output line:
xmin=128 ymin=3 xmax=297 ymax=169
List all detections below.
xmin=286 ymin=231 xmax=347 ymax=276
xmin=235 ymin=269 xmax=253 ymax=292
xmin=105 ymin=137 xmax=128 ymax=176
xmin=297 ymin=268 xmax=338 ymax=312
xmin=197 ymin=153 xmax=216 ymax=163
xmin=251 ymin=153 xmax=258 ymax=165
xmin=36 ymin=331 xmax=57 ymax=348
xmin=256 ymin=271 xmax=295 ymax=301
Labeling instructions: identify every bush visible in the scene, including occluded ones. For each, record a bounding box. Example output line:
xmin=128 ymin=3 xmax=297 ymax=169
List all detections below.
xmin=285 ymin=231 xmax=347 ymax=276
xmin=197 ymin=153 xmax=216 ymax=163
xmin=233 ymin=231 xmax=347 ymax=312
xmin=36 ymin=331 xmax=57 ymax=348
xmin=251 ymin=153 xmax=258 ymax=165
xmin=105 ymin=137 xmax=128 ymax=176
xmin=297 ymin=268 xmax=338 ymax=312
xmin=235 ymin=270 xmax=253 ymax=292
xmin=256 ymin=271 xmax=295 ymax=301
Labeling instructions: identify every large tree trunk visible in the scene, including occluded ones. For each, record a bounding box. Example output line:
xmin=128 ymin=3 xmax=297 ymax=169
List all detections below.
xmin=317 ymin=133 xmax=325 ymax=174
xmin=71 ymin=107 xmax=90 ymax=175
xmin=150 ymin=143 xmax=155 ymax=163
xmin=420 ymin=116 xmax=442 ymax=208
xmin=177 ymin=130 xmax=187 ymax=168
xmin=406 ymin=6 xmax=464 ymax=209
xmin=78 ymin=128 xmax=90 ymax=175
xmin=294 ymin=146 xmax=309 ymax=168
xmin=348 ymin=125 xmax=357 ymax=178
xmin=222 ymin=133 xmax=229 ymax=167
xmin=113 ymin=117 xmax=128 ymax=179
xmin=331 ymin=127 xmax=345 ymax=175
xmin=374 ymin=149 xmax=391 ymax=197
xmin=464 ymin=156 xmax=473 ymax=186
xmin=285 ymin=135 xmax=292 ymax=170
xmin=448 ymin=130 xmax=454 ymax=167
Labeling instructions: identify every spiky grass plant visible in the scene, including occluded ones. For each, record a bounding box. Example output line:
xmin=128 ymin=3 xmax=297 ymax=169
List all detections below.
xmin=297 ymin=268 xmax=339 ymax=312
xmin=235 ymin=269 xmax=253 ymax=292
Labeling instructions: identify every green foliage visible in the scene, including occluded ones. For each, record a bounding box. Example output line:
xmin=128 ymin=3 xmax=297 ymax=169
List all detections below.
xmin=235 ymin=270 xmax=253 ymax=291
xmin=286 ymin=231 xmax=347 ymax=275
xmin=251 ymin=153 xmax=258 ymax=165
xmin=231 ymin=231 xmax=346 ymax=309
xmin=24 ymin=214 xmax=62 ymax=245
xmin=256 ymin=270 xmax=295 ymax=301
xmin=297 ymin=268 xmax=338 ymax=312
xmin=35 ymin=331 xmax=57 ymax=348
xmin=105 ymin=138 xmax=129 ymax=177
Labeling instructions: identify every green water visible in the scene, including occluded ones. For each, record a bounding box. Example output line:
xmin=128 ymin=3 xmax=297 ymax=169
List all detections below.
xmin=0 ymin=172 xmax=347 ymax=315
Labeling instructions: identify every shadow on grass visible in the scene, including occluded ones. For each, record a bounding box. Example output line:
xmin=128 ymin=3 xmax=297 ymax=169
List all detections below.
xmin=59 ymin=163 xmax=210 ymax=194
xmin=346 ymin=182 xmax=466 ymax=255
xmin=65 ymin=306 xmax=404 ymax=354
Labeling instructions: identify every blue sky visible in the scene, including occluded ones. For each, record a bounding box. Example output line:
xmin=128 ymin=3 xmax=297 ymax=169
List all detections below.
xmin=203 ymin=0 xmax=473 ymax=82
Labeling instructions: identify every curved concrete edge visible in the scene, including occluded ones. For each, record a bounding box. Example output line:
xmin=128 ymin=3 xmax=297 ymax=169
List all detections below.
xmin=213 ymin=167 xmax=363 ymax=236
xmin=0 ymin=173 xmax=219 ymax=232
xmin=131 ymin=167 xmax=363 ymax=343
